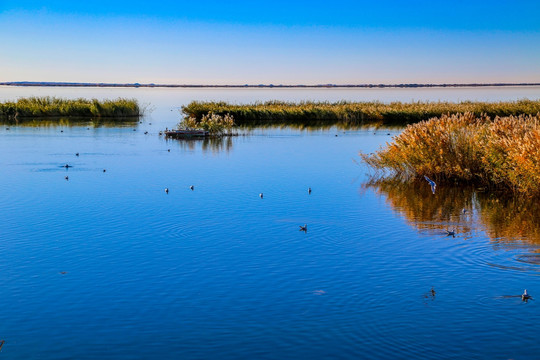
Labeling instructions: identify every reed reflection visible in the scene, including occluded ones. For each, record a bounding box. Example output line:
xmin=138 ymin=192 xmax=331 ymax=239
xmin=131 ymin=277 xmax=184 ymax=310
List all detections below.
xmin=1 ymin=117 xmax=140 ymax=128
xmin=363 ymin=178 xmax=540 ymax=248
xmin=363 ymin=178 xmax=475 ymax=236
xmin=166 ymin=135 xmax=234 ymax=154
xmin=238 ymin=123 xmax=405 ymax=131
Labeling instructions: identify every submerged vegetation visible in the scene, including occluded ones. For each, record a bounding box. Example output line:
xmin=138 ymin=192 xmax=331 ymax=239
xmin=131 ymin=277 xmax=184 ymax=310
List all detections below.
xmin=179 ymin=112 xmax=236 ymax=135
xmin=0 ymin=97 xmax=141 ymax=119
xmin=361 ymin=113 xmax=540 ymax=196
xmin=182 ymin=100 xmax=540 ymax=127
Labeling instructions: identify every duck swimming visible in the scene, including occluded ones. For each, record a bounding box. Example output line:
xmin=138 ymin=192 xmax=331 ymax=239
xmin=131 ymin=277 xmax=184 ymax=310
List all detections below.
xmin=190 ymin=185 xmax=194 ymax=191
xmin=299 ymin=224 xmax=307 ymax=232
xmin=259 ymin=193 xmax=263 ymax=199
xmin=446 ymin=229 xmax=456 ymax=237
xmin=522 ymin=289 xmax=532 ymax=301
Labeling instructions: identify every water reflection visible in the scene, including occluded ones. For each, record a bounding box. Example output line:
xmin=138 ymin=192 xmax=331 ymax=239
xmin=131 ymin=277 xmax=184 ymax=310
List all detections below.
xmin=363 ymin=178 xmax=475 ymax=236
xmin=239 ymin=122 xmax=406 ymax=131
xmin=0 ymin=117 xmax=139 ymax=128
xmin=363 ymin=178 xmax=540 ymax=251
xmin=165 ymin=135 xmax=234 ymax=153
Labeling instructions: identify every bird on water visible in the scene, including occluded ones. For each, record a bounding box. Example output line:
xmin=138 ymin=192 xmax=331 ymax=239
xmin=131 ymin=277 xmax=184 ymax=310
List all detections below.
xmin=424 ymin=175 xmax=436 ymax=194
xmin=308 ymin=187 xmax=312 ymax=194
xmin=165 ymin=188 xmax=169 ymax=194
xmin=522 ymin=289 xmax=532 ymax=301
xmin=259 ymin=193 xmax=263 ymax=199
xmin=190 ymin=185 xmax=194 ymax=191
xmin=299 ymin=224 xmax=307 ymax=232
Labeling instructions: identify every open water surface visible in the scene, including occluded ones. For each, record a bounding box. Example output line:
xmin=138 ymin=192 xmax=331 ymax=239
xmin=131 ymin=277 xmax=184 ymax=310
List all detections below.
xmin=1 ymin=86 xmax=540 ymax=359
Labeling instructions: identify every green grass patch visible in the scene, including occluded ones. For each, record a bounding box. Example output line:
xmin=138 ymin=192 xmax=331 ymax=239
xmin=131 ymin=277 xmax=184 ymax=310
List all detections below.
xmin=182 ymin=100 xmax=540 ymax=127
xmin=0 ymin=97 xmax=141 ymax=119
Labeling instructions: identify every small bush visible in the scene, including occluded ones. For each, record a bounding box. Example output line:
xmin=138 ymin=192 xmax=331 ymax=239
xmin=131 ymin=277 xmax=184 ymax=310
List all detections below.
xmin=179 ymin=112 xmax=235 ymax=135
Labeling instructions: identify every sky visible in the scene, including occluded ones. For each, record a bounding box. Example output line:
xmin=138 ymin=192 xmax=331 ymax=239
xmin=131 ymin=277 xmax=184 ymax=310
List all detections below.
xmin=0 ymin=0 xmax=539 ymax=84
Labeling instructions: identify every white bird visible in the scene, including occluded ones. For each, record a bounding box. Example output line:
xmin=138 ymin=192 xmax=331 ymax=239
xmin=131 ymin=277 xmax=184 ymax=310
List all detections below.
xmin=522 ymin=289 xmax=531 ymax=300
xmin=424 ymin=175 xmax=436 ymax=194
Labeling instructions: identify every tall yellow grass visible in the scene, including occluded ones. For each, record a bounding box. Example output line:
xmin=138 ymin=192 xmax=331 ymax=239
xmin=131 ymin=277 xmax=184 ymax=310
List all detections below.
xmin=361 ymin=113 xmax=540 ymax=195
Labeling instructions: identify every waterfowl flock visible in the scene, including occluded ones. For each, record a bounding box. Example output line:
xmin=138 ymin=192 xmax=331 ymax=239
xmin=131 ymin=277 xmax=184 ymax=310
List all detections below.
xmin=54 ymin=136 xmax=535 ymax=315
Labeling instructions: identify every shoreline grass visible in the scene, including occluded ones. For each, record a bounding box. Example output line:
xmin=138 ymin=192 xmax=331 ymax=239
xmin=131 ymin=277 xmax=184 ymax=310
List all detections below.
xmin=182 ymin=100 xmax=540 ymax=127
xmin=361 ymin=112 xmax=540 ymax=196
xmin=0 ymin=97 xmax=141 ymax=119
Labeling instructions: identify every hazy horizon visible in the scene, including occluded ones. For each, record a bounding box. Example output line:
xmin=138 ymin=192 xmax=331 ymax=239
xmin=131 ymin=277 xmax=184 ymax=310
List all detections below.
xmin=1 ymin=1 xmax=539 ymax=85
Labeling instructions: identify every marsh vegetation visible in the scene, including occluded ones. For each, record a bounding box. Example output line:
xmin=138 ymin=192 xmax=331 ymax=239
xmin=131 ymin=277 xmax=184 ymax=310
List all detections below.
xmin=179 ymin=112 xmax=236 ymax=135
xmin=182 ymin=100 xmax=540 ymax=127
xmin=0 ymin=97 xmax=141 ymax=119
xmin=361 ymin=113 xmax=540 ymax=196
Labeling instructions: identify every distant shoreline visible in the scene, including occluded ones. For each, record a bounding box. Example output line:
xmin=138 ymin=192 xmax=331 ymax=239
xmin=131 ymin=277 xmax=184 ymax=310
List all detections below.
xmin=1 ymin=81 xmax=540 ymax=89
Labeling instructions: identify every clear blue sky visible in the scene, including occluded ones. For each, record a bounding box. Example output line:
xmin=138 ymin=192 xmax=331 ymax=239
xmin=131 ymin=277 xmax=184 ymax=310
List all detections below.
xmin=1 ymin=1 xmax=539 ymax=84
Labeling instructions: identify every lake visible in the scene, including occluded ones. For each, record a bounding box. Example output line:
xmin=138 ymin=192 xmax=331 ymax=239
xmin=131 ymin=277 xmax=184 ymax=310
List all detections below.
xmin=1 ymin=86 xmax=540 ymax=359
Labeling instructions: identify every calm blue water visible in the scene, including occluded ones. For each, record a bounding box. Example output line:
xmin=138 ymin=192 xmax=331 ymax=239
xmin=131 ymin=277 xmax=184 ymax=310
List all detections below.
xmin=1 ymin=86 xmax=540 ymax=359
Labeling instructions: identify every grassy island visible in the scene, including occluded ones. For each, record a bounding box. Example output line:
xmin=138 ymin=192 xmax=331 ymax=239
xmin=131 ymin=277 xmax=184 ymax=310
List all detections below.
xmin=0 ymin=97 xmax=141 ymax=119
xmin=361 ymin=113 xmax=540 ymax=196
xmin=182 ymin=100 xmax=540 ymax=127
